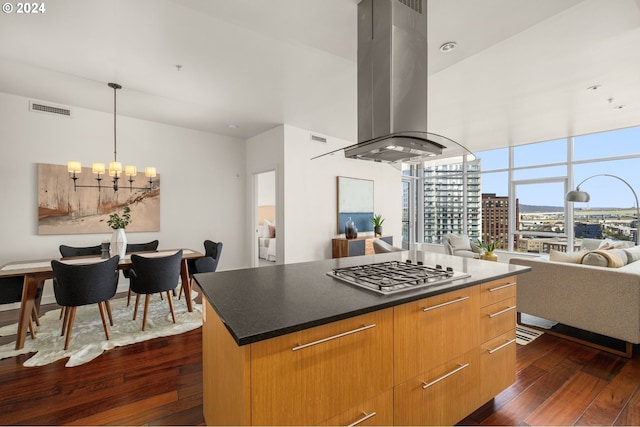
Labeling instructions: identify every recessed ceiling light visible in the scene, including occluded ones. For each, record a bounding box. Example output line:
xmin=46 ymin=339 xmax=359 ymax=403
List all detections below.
xmin=439 ymin=42 xmax=457 ymax=53
xmin=614 ymin=105 xmax=625 ymax=109
xmin=587 ymin=84 xmax=601 ymax=91
xmin=228 ymin=123 xmax=239 ymax=129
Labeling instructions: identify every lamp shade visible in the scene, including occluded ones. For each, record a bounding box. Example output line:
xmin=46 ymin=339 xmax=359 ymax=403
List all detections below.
xmin=67 ymin=161 xmax=82 ymax=173
xmin=124 ymin=165 xmax=137 ymax=176
xmin=109 ymin=161 xmax=122 ymax=177
xmin=144 ymin=166 xmax=157 ymax=178
xmin=566 ymin=190 xmax=590 ymax=203
xmin=92 ymin=162 xmax=105 ymax=174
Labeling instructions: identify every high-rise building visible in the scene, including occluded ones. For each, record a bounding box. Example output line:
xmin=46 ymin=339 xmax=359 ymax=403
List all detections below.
xmin=481 ymin=193 xmax=518 ymax=250
xmin=423 ymin=159 xmax=481 ymax=243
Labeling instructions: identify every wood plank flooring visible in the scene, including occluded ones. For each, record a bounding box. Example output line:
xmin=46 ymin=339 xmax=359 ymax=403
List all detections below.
xmin=1 ymin=303 xmax=639 ymax=426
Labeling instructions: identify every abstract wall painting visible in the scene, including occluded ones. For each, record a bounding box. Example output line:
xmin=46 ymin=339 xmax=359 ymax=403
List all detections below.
xmin=37 ymin=163 xmax=160 ymax=235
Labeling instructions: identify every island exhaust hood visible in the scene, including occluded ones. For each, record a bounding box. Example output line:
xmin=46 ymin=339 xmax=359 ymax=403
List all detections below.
xmin=312 ymin=0 xmax=471 ymax=164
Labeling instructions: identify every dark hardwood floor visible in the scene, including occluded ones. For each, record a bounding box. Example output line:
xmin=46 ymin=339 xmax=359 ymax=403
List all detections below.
xmin=1 ymin=301 xmax=639 ymax=426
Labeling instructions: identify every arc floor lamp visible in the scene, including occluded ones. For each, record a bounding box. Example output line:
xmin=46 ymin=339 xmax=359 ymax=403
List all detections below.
xmin=566 ymin=173 xmax=640 ymax=245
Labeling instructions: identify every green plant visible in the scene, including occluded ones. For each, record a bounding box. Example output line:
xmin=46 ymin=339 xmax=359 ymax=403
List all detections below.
xmin=476 ymin=239 xmax=502 ymax=252
xmin=107 ymin=206 xmax=131 ymax=230
xmin=370 ymin=214 xmax=385 ymax=227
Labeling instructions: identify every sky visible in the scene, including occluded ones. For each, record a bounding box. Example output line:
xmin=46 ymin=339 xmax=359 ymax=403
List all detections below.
xmin=476 ymin=125 xmax=640 ymax=209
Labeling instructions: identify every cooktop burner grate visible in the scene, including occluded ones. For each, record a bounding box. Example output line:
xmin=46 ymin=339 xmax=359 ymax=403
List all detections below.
xmin=328 ymin=260 xmax=470 ymax=295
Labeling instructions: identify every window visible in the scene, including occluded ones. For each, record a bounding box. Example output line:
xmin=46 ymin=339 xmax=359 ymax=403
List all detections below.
xmin=404 ymin=125 xmax=640 ymax=253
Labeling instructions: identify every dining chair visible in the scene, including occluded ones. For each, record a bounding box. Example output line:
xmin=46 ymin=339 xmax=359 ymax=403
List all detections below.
xmin=51 ymin=255 xmax=120 ymax=350
xmin=0 ymin=276 xmax=41 ymax=339
xmin=129 ymin=250 xmax=182 ymax=331
xmin=183 ymin=240 xmax=223 ymax=298
xmin=123 ymin=240 xmax=159 ymax=306
xmin=59 ymin=244 xmax=102 ymax=258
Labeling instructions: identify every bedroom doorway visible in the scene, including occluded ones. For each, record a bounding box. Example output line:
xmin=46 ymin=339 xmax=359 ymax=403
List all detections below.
xmin=254 ymin=170 xmax=277 ymax=267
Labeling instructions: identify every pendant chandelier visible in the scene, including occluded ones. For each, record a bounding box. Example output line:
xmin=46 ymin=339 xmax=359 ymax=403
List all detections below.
xmin=67 ymin=82 xmax=156 ymax=192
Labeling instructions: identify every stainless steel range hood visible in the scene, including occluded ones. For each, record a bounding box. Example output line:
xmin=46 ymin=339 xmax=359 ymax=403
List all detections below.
xmin=352 ymin=0 xmax=438 ymax=163
xmin=313 ymin=0 xmax=471 ymax=164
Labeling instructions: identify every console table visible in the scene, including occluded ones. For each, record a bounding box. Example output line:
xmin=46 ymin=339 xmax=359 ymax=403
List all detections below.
xmin=332 ymin=235 xmax=393 ymax=258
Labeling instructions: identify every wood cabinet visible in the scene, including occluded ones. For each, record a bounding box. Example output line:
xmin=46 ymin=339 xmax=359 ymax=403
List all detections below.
xmin=394 ymin=349 xmax=481 ymax=426
xmin=478 ymin=276 xmax=517 ymax=405
xmin=332 ymin=235 xmax=393 ymax=258
xmin=250 ymin=308 xmax=394 ymax=426
xmin=393 ymin=286 xmax=480 ymax=386
xmin=202 ymin=277 xmax=517 ymax=426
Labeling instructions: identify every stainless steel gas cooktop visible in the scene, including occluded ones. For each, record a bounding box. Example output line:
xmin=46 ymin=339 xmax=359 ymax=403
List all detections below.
xmin=327 ymin=260 xmax=470 ymax=295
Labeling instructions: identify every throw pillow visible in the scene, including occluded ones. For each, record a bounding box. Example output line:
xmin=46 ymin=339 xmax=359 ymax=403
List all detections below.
xmin=581 ymin=249 xmax=627 ymax=268
xmin=624 ymin=246 xmax=640 ymax=264
xmin=549 ymin=249 xmax=585 ymax=264
xmin=268 ymin=224 xmax=276 ymax=238
xmin=448 ymin=234 xmax=472 ymax=251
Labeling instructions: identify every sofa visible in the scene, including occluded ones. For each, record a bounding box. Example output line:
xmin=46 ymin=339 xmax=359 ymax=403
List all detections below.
xmin=510 ymin=239 xmax=640 ymax=355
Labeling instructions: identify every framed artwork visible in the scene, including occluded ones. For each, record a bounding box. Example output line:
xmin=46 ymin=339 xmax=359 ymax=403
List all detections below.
xmin=337 ymin=176 xmax=374 ymax=234
xmin=37 ymin=163 xmax=160 ymax=235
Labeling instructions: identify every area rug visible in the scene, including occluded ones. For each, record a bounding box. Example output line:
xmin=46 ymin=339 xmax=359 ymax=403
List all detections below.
xmin=516 ymin=324 xmax=544 ymax=345
xmin=0 ymin=293 xmax=202 ymax=367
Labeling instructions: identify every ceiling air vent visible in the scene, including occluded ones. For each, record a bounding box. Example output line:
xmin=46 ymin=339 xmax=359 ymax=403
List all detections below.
xmin=399 ymin=0 xmax=422 ymax=14
xmin=310 ymin=134 xmax=327 ymax=144
xmin=29 ymin=101 xmax=72 ymax=117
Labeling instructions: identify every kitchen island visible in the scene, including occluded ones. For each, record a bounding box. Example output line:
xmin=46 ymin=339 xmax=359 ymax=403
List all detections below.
xmin=195 ymin=250 xmax=531 ymax=426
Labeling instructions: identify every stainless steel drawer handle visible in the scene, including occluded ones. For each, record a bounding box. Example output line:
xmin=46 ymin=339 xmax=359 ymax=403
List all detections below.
xmin=488 ymin=338 xmax=516 ymax=354
xmin=423 ymin=296 xmax=470 ymax=312
xmin=422 ymin=363 xmax=469 ymax=389
xmin=291 ymin=324 xmax=376 ymax=351
xmin=488 ymin=305 xmax=516 ymax=318
xmin=488 ymin=282 xmax=516 ymax=292
xmin=348 ymin=411 xmax=377 ymax=427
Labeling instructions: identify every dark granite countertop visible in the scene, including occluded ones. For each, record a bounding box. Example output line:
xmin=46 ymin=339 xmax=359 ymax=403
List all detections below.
xmin=194 ymin=250 xmax=531 ymax=346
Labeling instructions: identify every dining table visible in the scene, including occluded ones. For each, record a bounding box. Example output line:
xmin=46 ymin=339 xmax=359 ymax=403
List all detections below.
xmin=0 ymin=248 xmax=203 ymax=350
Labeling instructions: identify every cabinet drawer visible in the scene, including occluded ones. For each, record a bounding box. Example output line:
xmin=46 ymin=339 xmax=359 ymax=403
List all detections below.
xmin=250 ymin=308 xmax=394 ymax=426
xmin=480 ymin=297 xmax=516 ymax=342
xmin=394 ymin=349 xmax=480 ymax=426
xmin=480 ymin=277 xmax=516 ymax=307
xmin=480 ymin=330 xmax=516 ymax=404
xmin=394 ymin=287 xmax=480 ymax=385
xmin=318 ymin=389 xmax=393 ymax=426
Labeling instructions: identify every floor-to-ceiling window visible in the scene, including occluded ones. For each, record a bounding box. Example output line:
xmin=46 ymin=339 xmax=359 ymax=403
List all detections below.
xmin=406 ymin=125 xmax=640 ymax=253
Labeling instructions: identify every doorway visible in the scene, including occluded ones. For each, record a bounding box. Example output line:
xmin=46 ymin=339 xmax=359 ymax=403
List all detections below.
xmin=254 ymin=170 xmax=277 ymax=266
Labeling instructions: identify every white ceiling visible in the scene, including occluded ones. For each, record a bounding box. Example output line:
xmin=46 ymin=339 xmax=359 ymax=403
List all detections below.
xmin=1 ymin=0 xmax=639 ymax=153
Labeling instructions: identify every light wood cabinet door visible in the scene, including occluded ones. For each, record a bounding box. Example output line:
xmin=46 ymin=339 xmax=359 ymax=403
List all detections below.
xmin=480 ymin=297 xmax=517 ymax=343
xmin=479 ymin=330 xmax=516 ymax=405
xmin=394 ymin=349 xmax=481 ymax=426
xmin=394 ymin=287 xmax=480 ymax=385
xmin=479 ymin=276 xmax=516 ymax=307
xmin=318 ymin=389 xmax=393 ymax=426
xmin=250 ymin=308 xmax=394 ymax=426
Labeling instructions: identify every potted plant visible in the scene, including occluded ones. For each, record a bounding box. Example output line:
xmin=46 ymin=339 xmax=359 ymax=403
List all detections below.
xmin=370 ymin=214 xmax=385 ymax=236
xmin=476 ymin=239 xmax=501 ymax=262
xmin=107 ymin=206 xmax=131 ymax=258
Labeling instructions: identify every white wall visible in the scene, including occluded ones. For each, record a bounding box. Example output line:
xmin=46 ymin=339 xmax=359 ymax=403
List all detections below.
xmin=257 ymin=170 xmax=276 ymax=206
xmin=282 ymin=125 xmax=402 ymax=263
xmin=246 ymin=124 xmax=402 ymax=265
xmin=0 ymin=91 xmax=247 ymax=306
xmin=246 ymin=126 xmax=285 ymax=264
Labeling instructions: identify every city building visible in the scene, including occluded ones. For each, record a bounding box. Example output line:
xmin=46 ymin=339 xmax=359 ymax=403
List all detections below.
xmin=481 ymin=193 xmax=517 ymax=250
xmin=423 ymin=159 xmax=481 ymax=243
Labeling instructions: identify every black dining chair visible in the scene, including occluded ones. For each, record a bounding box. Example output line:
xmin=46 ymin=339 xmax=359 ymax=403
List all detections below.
xmin=123 ymin=240 xmax=159 ymax=306
xmin=59 ymin=244 xmax=102 ymax=258
xmin=184 ymin=240 xmax=223 ymax=298
xmin=0 ymin=276 xmax=41 ymax=339
xmin=51 ymin=255 xmax=120 ymax=350
xmin=129 ymin=250 xmax=183 ymax=331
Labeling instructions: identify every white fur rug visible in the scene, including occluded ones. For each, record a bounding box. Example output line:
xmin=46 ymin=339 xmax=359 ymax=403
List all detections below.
xmin=0 ymin=293 xmax=202 ymax=367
